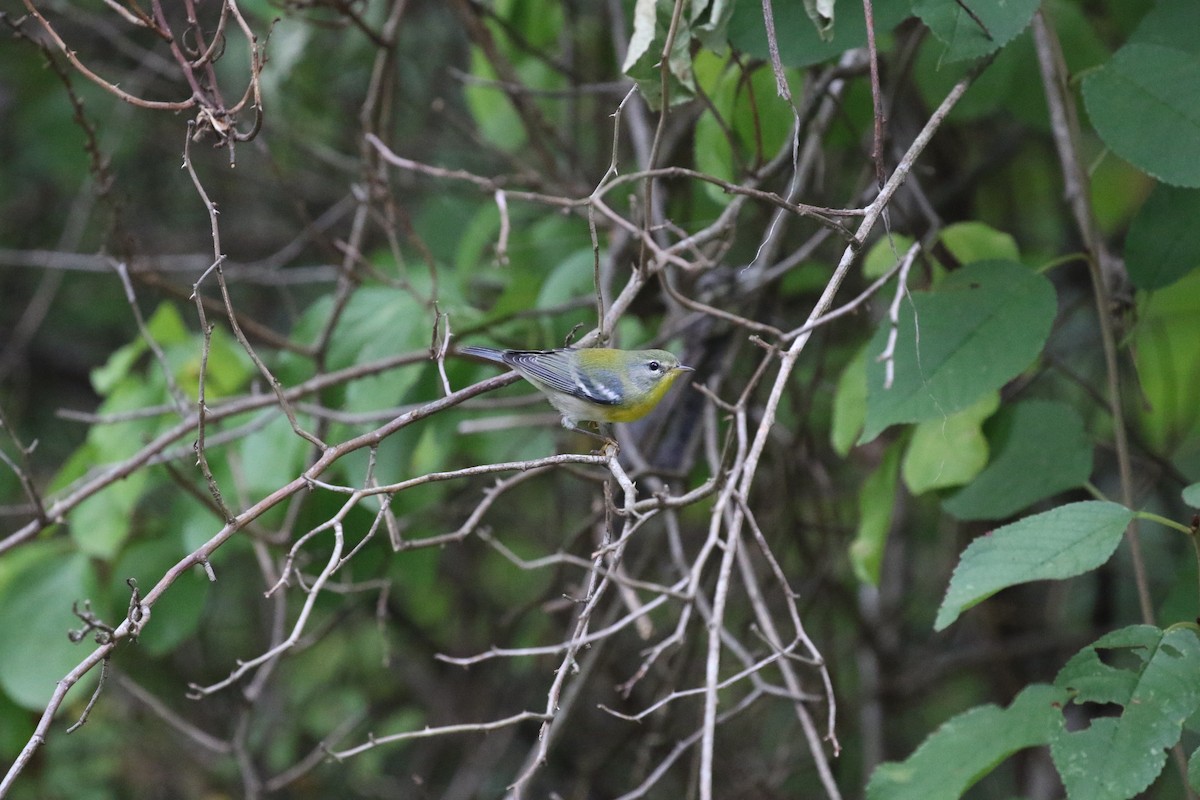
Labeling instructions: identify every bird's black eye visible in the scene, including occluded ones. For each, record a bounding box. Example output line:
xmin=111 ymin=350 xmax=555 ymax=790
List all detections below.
xmin=648 ymin=361 xmax=661 ymax=372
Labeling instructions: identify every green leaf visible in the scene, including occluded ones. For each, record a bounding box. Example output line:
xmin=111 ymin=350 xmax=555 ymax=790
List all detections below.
xmin=690 ymin=0 xmax=737 ymax=51
xmin=325 ymin=286 xmax=430 ymax=416
xmin=237 ymin=414 xmax=313 ymax=499
xmin=484 ymin=214 xmax=592 ymax=322
xmin=1133 ymin=270 xmax=1200 ymax=451
xmin=935 ymin=501 xmax=1133 ymax=631
xmin=69 ymin=468 xmax=150 ymax=559
xmin=694 ymin=54 xmax=795 ymax=196
xmin=463 ymin=48 xmax=527 ymax=151
xmin=0 ymin=545 xmax=100 ymax=710
xmin=144 ymin=302 xmax=189 ymax=346
xmin=1052 ymin=626 xmax=1200 ymax=800
xmin=938 ymin=221 xmax=1020 ymax=265
xmin=802 ymin=0 xmax=835 ymax=42
xmin=623 ymin=0 xmax=657 ymax=76
xmin=67 ymin=379 xmax=161 ymax=558
xmin=1122 ymin=0 xmax=1200 ymax=57
xmin=622 ymin=0 xmax=697 ymax=109
xmin=193 ymin=323 xmax=253 ymax=398
xmin=943 ymin=400 xmax=1094 ymax=521
xmin=536 ymin=249 xmax=597 ymax=309
xmin=0 ymin=690 xmax=32 ymax=760
xmin=913 ymin=0 xmax=1040 ymax=64
xmin=1125 ymin=185 xmax=1200 ymax=290
xmin=851 ymin=440 xmax=902 ymax=586
xmin=863 ymin=234 xmax=915 ymax=279
xmin=1184 ymin=483 xmax=1200 ymax=509
xmin=912 ymin=0 xmax=1108 ymax=128
xmin=693 ymin=56 xmax=737 ymax=190
xmin=328 ymin=287 xmax=427 ymax=370
xmin=1191 ymin=745 xmax=1200 ymax=794
xmin=866 ymin=683 xmax=1068 ymax=800
xmin=531 ymin=249 xmax=596 ymax=342
xmin=831 ymin=344 xmax=868 ymax=456
xmin=454 ymin=201 xmax=503 ymax=275
xmin=902 ymin=392 xmax=997 ymax=494
xmin=862 ymin=260 xmax=1057 ymax=442
xmin=1083 ymin=43 xmax=1200 ymax=188
xmin=90 ymin=336 xmax=148 ymax=397
xmin=113 ymin=536 xmax=209 ymax=657
xmin=727 ymin=0 xmax=909 ymax=69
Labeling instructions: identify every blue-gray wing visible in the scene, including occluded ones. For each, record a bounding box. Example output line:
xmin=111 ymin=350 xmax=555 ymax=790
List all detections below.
xmin=572 ymin=365 xmax=622 ymax=405
xmin=501 ymin=350 xmax=580 ymax=395
xmin=504 ymin=350 xmax=622 ymax=406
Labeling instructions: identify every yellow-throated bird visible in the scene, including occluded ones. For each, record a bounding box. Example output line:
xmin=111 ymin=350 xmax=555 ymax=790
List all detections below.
xmin=460 ymin=346 xmax=693 ymax=432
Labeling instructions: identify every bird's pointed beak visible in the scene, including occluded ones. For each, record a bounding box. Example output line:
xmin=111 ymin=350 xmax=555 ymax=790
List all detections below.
xmin=676 ymin=365 xmax=695 ymax=373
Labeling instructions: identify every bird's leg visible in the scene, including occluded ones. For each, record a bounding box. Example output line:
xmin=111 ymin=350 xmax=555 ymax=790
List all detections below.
xmin=567 ymin=423 xmax=618 ymax=455
xmin=596 ymin=423 xmax=619 ymax=456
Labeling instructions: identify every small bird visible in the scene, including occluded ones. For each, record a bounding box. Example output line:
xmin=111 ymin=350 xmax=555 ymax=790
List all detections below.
xmin=460 ymin=345 xmax=694 ymax=432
